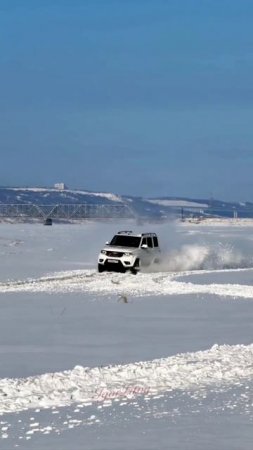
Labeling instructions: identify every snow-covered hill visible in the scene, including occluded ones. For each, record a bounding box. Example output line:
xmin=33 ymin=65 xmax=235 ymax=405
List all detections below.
xmin=0 ymin=187 xmax=122 ymax=206
xmin=1 ymin=187 xmax=253 ymax=219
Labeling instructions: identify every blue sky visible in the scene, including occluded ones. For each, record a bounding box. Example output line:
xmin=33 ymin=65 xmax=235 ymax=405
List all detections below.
xmin=1 ymin=0 xmax=253 ymax=200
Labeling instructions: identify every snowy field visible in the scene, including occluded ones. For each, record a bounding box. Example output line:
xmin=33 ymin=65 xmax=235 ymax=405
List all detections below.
xmin=1 ymin=220 xmax=253 ymax=449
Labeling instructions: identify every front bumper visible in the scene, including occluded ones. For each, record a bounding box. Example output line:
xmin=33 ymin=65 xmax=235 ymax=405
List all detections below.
xmin=98 ymin=255 xmax=136 ymax=271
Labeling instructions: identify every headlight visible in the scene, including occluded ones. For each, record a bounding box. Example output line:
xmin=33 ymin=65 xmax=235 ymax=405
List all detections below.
xmin=124 ymin=252 xmax=132 ymax=256
xmin=101 ymin=250 xmax=107 ymax=255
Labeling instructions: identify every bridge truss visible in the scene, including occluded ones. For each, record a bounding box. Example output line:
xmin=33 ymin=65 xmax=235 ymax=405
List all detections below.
xmin=0 ymin=203 xmax=135 ymax=221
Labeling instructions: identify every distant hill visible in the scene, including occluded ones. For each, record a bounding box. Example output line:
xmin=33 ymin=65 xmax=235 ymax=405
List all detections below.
xmin=0 ymin=187 xmax=253 ymax=220
xmin=0 ymin=187 xmax=122 ymax=206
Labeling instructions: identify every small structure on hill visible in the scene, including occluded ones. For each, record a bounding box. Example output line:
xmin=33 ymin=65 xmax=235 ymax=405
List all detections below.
xmin=54 ymin=183 xmax=66 ymax=190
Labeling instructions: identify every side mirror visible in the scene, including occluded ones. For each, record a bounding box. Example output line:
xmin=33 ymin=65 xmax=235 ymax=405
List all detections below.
xmin=105 ymin=241 xmax=109 ymax=245
xmin=141 ymin=244 xmax=148 ymax=249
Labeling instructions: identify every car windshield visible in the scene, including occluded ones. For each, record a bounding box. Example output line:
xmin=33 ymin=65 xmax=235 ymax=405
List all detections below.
xmin=109 ymin=235 xmax=141 ymax=248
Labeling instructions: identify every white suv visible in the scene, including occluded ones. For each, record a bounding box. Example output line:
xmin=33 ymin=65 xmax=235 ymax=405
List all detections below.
xmin=98 ymin=231 xmax=160 ymax=274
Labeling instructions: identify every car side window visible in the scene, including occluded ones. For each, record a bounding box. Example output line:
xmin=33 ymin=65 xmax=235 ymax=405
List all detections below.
xmin=153 ymin=236 xmax=158 ymax=247
xmin=147 ymin=237 xmax=153 ymax=248
xmin=141 ymin=237 xmax=147 ymax=246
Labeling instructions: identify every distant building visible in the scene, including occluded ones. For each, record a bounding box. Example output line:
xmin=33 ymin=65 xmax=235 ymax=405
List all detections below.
xmin=54 ymin=183 xmax=66 ymax=190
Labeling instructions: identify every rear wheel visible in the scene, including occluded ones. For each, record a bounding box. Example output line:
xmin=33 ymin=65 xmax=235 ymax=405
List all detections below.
xmin=98 ymin=264 xmax=104 ymax=273
xmin=153 ymin=257 xmax=160 ymax=264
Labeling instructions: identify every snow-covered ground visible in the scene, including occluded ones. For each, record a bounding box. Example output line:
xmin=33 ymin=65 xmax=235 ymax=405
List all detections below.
xmin=1 ymin=220 xmax=253 ymax=449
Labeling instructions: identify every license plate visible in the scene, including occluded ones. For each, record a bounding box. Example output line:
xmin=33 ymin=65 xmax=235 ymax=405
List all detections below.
xmin=108 ymin=259 xmax=119 ymax=263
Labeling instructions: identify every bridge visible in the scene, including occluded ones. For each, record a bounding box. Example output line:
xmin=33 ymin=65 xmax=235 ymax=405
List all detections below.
xmin=0 ymin=202 xmax=251 ymax=222
xmin=0 ymin=203 xmax=135 ymax=221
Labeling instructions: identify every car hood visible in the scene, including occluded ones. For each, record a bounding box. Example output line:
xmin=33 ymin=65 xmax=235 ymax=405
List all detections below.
xmin=103 ymin=246 xmax=139 ymax=253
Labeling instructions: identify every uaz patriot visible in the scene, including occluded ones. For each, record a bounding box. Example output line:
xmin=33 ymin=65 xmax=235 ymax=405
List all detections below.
xmin=98 ymin=231 xmax=160 ymax=274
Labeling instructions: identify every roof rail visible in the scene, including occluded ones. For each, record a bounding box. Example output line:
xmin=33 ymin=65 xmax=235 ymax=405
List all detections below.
xmin=117 ymin=230 xmax=133 ymax=234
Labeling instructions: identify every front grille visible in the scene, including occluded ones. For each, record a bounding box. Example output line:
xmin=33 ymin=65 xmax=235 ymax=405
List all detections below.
xmin=106 ymin=251 xmax=124 ymax=257
xmin=104 ymin=260 xmax=125 ymax=272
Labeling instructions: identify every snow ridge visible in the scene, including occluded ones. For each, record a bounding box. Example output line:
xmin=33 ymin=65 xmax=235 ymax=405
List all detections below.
xmin=1 ymin=269 xmax=253 ymax=299
xmin=0 ymin=344 xmax=253 ymax=414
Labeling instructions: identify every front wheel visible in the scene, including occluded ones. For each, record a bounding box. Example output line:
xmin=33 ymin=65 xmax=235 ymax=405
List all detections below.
xmin=130 ymin=258 xmax=140 ymax=275
xmin=98 ymin=264 xmax=104 ymax=273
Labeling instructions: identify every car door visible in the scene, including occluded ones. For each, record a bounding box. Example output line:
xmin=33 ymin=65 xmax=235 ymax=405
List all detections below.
xmin=140 ymin=237 xmax=149 ymax=265
xmin=146 ymin=237 xmax=154 ymax=264
xmin=140 ymin=237 xmax=153 ymax=265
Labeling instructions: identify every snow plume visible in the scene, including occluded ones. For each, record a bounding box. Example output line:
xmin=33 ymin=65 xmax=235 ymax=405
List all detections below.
xmin=156 ymin=242 xmax=247 ymax=272
xmin=148 ymin=221 xmax=253 ymax=272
